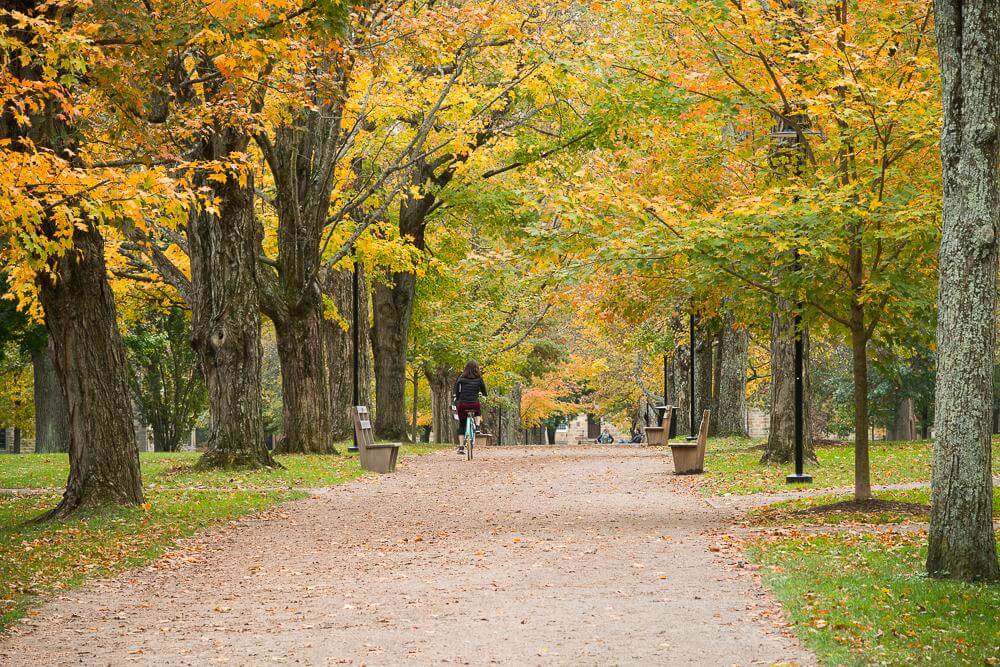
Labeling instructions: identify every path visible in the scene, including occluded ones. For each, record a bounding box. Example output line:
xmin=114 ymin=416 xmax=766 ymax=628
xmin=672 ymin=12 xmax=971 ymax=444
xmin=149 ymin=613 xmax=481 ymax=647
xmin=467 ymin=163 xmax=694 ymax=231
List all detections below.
xmin=1 ymin=447 xmax=811 ymax=666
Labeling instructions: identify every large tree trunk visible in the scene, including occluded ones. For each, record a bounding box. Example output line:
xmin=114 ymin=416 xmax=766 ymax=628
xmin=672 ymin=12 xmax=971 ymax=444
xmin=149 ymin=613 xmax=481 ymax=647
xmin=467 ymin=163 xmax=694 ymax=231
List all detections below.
xmin=31 ymin=338 xmax=69 ymax=453
xmin=38 ymin=225 xmax=144 ymax=517
xmin=715 ymin=319 xmax=749 ymax=436
xmin=696 ymin=331 xmax=714 ymax=431
xmin=672 ymin=344 xmax=692 ymax=436
xmin=273 ymin=303 xmax=335 ymax=454
xmin=927 ymin=0 xmax=1000 ymax=582
xmin=887 ymin=397 xmax=917 ymax=442
xmin=761 ymin=306 xmax=815 ymax=463
xmin=188 ymin=170 xmax=275 ymax=469
xmin=849 ymin=315 xmax=872 ymax=500
xmin=371 ymin=272 xmax=417 ymax=441
xmin=427 ymin=364 xmax=457 ymax=444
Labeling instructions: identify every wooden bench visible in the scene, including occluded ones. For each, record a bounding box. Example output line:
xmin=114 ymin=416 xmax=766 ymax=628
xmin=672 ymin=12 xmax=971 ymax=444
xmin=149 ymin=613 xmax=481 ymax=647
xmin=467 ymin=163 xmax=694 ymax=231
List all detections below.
xmin=352 ymin=406 xmax=400 ymax=474
xmin=669 ymin=410 xmax=709 ymax=474
xmin=643 ymin=405 xmax=673 ymax=446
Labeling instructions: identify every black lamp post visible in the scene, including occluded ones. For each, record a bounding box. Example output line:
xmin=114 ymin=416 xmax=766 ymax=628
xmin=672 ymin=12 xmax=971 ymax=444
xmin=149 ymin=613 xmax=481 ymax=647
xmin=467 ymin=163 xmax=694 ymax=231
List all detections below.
xmin=787 ymin=251 xmax=811 ymax=483
xmin=349 ymin=261 xmax=361 ymax=453
xmin=688 ymin=312 xmax=697 ymax=441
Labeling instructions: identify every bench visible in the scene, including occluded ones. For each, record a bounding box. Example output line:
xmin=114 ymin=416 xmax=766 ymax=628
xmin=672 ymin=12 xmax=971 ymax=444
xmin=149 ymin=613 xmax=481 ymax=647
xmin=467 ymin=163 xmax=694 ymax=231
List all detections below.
xmin=643 ymin=405 xmax=673 ymax=446
xmin=669 ymin=410 xmax=709 ymax=474
xmin=352 ymin=406 xmax=400 ymax=474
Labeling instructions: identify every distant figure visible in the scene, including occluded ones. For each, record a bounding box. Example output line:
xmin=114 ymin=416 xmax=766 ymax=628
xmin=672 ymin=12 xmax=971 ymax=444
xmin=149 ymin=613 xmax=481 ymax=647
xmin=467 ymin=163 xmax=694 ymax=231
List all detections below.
xmin=597 ymin=428 xmax=614 ymax=444
xmin=628 ymin=432 xmax=643 ymax=444
xmin=452 ymin=360 xmax=487 ymax=455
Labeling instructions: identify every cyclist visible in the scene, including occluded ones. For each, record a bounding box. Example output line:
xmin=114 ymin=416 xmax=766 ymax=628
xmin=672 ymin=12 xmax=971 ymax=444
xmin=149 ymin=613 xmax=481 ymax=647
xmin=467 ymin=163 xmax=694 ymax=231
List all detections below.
xmin=453 ymin=360 xmax=487 ymax=454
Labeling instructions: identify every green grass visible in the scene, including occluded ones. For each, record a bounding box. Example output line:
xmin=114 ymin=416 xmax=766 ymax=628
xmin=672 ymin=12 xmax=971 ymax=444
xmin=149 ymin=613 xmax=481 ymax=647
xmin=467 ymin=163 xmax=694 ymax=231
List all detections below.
xmin=0 ymin=444 xmax=447 ymax=491
xmin=697 ymin=437 xmax=1000 ymax=497
xmin=746 ymin=487 xmax=1000 ymax=527
xmin=749 ymin=531 xmax=1000 ymax=666
xmin=0 ymin=444 xmax=446 ymax=631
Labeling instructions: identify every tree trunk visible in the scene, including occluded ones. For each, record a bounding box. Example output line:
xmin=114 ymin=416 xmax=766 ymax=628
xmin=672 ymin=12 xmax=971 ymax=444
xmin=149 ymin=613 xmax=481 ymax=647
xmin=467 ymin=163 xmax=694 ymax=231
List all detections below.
xmin=410 ymin=370 xmax=419 ymax=443
xmin=927 ymin=0 xmax=1000 ymax=581
xmin=371 ymin=272 xmax=416 ymax=441
xmin=849 ymin=315 xmax=872 ymax=500
xmin=273 ymin=304 xmax=336 ymax=454
xmin=427 ymin=364 xmax=457 ymax=444
xmin=188 ymin=170 xmax=275 ymax=469
xmin=37 ymin=225 xmax=144 ymax=517
xmin=696 ymin=332 xmax=714 ymax=431
xmin=888 ymin=397 xmax=917 ymax=442
xmin=31 ymin=338 xmax=69 ymax=453
xmin=672 ymin=344 xmax=692 ymax=435
xmin=761 ymin=306 xmax=814 ymax=463
xmin=716 ymin=319 xmax=749 ymax=436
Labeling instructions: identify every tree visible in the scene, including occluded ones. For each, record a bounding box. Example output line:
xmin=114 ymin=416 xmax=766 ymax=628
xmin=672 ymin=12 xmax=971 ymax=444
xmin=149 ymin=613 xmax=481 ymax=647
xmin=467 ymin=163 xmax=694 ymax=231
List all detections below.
xmin=124 ymin=306 xmax=208 ymax=452
xmin=1 ymin=0 xmax=144 ymax=516
xmin=927 ymin=0 xmax=1000 ymax=582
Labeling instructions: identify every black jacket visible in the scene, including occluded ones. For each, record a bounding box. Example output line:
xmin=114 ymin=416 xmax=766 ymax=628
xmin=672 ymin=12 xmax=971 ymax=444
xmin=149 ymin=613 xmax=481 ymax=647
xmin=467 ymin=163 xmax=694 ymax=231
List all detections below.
xmin=453 ymin=376 xmax=487 ymax=404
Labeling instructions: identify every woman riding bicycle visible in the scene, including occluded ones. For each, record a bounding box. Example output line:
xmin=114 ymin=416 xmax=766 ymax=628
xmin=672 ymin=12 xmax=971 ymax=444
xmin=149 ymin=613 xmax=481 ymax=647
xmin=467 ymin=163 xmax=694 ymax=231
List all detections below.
xmin=453 ymin=360 xmax=487 ymax=454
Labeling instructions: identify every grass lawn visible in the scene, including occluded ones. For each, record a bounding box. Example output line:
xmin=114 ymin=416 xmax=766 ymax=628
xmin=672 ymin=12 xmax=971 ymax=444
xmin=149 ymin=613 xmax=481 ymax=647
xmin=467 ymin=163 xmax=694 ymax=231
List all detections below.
xmin=0 ymin=444 xmax=446 ymax=630
xmin=746 ymin=487 xmax=1000 ymax=528
xmin=748 ymin=531 xmax=1000 ymax=666
xmin=697 ymin=437 xmax=1000 ymax=497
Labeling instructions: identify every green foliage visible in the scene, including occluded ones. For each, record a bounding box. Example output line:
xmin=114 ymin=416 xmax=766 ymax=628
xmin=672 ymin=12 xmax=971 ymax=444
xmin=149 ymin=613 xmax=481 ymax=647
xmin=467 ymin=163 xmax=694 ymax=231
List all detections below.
xmin=123 ymin=307 xmax=208 ymax=452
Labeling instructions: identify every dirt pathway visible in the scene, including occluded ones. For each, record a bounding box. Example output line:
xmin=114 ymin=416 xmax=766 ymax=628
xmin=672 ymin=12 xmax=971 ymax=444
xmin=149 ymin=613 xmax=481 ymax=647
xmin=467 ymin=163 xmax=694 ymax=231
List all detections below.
xmin=1 ymin=447 xmax=811 ymax=666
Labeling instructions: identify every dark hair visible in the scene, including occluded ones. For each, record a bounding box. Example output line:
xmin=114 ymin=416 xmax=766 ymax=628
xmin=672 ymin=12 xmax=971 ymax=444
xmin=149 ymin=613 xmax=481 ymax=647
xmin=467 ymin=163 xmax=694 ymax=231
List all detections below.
xmin=461 ymin=360 xmax=482 ymax=379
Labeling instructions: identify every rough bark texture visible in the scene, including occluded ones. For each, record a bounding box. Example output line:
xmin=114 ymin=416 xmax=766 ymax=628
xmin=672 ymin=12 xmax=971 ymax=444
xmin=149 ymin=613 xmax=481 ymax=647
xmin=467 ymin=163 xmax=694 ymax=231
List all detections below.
xmin=3 ymin=0 xmax=142 ymax=514
xmin=273 ymin=306 xmax=334 ymax=454
xmin=887 ymin=398 xmax=917 ymax=442
xmin=31 ymin=338 xmax=70 ymax=453
xmin=696 ymin=334 xmax=715 ymax=432
xmin=257 ymin=102 xmax=354 ymax=454
xmin=427 ymin=364 xmax=457 ymax=444
xmin=672 ymin=344 xmax=692 ymax=436
xmin=188 ymin=164 xmax=274 ymax=470
xmin=715 ymin=320 xmax=749 ymax=437
xmin=927 ymin=0 xmax=1000 ymax=581
xmin=372 ymin=271 xmax=418 ymax=441
xmin=761 ymin=306 xmax=815 ymax=464
xmin=38 ymin=226 xmax=144 ymax=517
xmin=848 ymin=319 xmax=872 ymax=499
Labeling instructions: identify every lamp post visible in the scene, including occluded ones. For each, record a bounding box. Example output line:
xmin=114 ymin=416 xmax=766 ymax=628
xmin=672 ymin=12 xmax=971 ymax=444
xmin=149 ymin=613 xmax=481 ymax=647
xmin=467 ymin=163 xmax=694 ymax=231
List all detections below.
xmin=688 ymin=312 xmax=697 ymax=441
xmin=349 ymin=261 xmax=361 ymax=453
xmin=786 ymin=250 xmax=811 ymax=483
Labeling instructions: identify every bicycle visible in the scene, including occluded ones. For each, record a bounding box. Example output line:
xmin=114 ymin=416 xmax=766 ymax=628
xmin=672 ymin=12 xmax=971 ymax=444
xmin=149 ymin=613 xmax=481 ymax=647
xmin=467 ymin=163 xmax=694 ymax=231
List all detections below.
xmin=452 ymin=405 xmax=476 ymax=461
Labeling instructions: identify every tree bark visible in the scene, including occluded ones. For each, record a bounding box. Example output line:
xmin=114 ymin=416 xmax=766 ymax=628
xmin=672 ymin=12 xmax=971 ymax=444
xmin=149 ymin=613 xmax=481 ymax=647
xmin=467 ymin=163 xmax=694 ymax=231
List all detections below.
xmin=672 ymin=344 xmax=692 ymax=435
xmin=410 ymin=369 xmax=420 ymax=443
xmin=761 ymin=306 xmax=815 ymax=463
xmin=427 ymin=364 xmax=457 ymax=444
xmin=38 ymin=225 xmax=144 ymax=517
xmin=716 ymin=319 xmax=749 ymax=437
xmin=31 ymin=338 xmax=69 ymax=453
xmin=273 ymin=304 xmax=335 ymax=454
xmin=849 ymin=313 xmax=872 ymax=500
xmin=371 ymin=271 xmax=417 ymax=441
xmin=927 ymin=0 xmax=1000 ymax=581
xmin=887 ymin=397 xmax=917 ymax=442
xmin=188 ymin=167 xmax=275 ymax=469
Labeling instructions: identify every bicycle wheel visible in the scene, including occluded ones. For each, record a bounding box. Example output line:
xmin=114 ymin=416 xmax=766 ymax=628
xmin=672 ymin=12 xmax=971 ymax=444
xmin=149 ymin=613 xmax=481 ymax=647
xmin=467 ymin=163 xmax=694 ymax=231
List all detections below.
xmin=466 ymin=420 xmax=475 ymax=461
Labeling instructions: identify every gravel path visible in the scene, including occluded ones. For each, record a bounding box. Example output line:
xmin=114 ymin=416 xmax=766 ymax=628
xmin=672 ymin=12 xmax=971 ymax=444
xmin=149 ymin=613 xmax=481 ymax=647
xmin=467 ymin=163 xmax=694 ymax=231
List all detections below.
xmin=1 ymin=447 xmax=812 ymax=666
